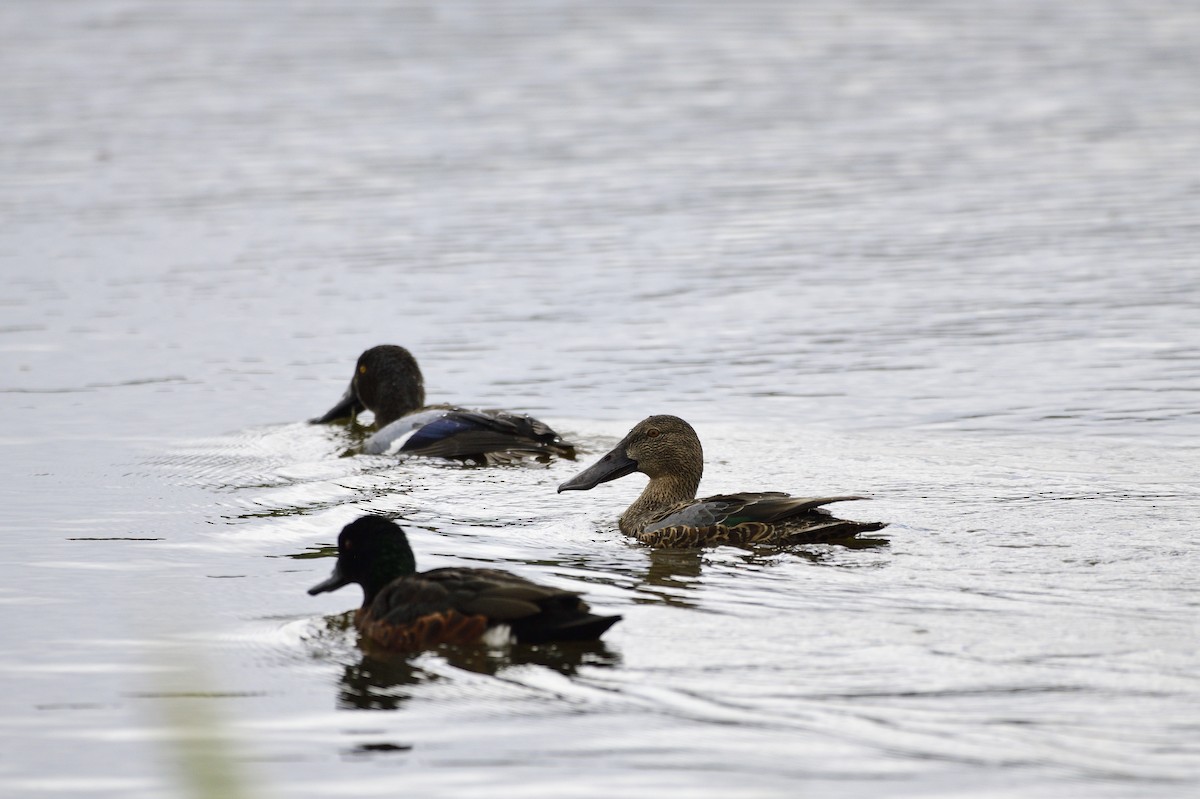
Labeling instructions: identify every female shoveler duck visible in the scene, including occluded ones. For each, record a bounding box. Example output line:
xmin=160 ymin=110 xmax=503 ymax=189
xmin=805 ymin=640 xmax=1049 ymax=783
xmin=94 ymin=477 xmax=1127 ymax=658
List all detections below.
xmin=309 ymin=516 xmax=621 ymax=650
xmin=311 ymin=345 xmax=575 ymax=462
xmin=558 ymin=415 xmax=886 ymax=547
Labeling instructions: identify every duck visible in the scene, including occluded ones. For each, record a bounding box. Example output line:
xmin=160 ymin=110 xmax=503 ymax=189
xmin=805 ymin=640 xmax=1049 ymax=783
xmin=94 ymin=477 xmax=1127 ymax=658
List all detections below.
xmin=558 ymin=414 xmax=887 ymax=547
xmin=310 ymin=345 xmax=575 ymax=462
xmin=308 ymin=516 xmax=621 ymax=650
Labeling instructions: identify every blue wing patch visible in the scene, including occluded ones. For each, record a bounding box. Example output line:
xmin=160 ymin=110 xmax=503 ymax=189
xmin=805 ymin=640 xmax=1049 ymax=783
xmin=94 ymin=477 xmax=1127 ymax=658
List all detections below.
xmin=400 ymin=416 xmax=480 ymax=453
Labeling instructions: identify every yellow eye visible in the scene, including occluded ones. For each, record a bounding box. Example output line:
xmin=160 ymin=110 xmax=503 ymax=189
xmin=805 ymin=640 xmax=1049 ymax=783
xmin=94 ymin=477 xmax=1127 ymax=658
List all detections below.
xmin=358 ymin=365 xmax=368 ymax=375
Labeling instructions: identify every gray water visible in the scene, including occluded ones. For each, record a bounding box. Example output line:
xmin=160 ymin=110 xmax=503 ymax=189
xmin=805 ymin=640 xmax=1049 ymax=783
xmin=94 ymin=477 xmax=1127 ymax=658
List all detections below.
xmin=2 ymin=1 xmax=1199 ymax=796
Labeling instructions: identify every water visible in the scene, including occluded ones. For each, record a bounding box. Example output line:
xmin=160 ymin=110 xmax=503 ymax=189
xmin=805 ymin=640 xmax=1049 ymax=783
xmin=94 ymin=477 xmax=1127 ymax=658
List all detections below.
xmin=2 ymin=1 xmax=1199 ymax=796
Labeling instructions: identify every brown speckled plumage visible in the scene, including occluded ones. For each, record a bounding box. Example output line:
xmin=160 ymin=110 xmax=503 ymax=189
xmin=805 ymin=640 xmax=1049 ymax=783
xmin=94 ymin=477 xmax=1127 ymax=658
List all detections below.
xmin=635 ymin=517 xmax=883 ymax=548
xmin=560 ymin=415 xmax=886 ymax=548
xmin=355 ymin=608 xmax=490 ymax=650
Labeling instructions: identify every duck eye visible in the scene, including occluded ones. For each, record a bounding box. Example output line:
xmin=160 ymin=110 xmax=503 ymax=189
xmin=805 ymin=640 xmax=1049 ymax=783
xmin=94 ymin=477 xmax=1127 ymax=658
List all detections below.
xmin=358 ymin=365 xmax=368 ymax=375
xmin=647 ymin=429 xmax=660 ymax=438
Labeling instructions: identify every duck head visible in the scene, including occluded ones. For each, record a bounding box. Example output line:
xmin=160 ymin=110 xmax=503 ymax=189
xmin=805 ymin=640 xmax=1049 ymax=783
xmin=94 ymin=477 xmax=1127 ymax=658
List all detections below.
xmin=312 ymin=345 xmax=426 ymax=428
xmin=558 ymin=414 xmax=704 ymax=492
xmin=309 ymin=516 xmax=418 ymax=606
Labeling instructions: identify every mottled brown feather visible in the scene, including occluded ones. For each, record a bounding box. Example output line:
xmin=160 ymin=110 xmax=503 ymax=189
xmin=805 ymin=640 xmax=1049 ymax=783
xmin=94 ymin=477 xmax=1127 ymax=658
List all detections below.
xmin=636 ymin=518 xmax=887 ymax=547
xmin=355 ymin=607 xmax=490 ymax=651
xmin=560 ymin=416 xmax=887 ymax=548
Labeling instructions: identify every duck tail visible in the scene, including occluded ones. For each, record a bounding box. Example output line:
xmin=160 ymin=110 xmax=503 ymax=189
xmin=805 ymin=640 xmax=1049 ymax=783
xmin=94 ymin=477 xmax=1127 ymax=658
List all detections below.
xmin=789 ymin=519 xmax=889 ymax=544
xmin=514 ymin=612 xmax=622 ymax=644
xmin=547 ymin=440 xmax=577 ymax=460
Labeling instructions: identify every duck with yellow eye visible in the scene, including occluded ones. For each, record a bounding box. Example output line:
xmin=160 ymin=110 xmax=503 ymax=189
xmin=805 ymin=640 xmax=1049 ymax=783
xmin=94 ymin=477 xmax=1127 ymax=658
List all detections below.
xmin=559 ymin=415 xmax=886 ymax=548
xmin=311 ymin=345 xmax=575 ymax=463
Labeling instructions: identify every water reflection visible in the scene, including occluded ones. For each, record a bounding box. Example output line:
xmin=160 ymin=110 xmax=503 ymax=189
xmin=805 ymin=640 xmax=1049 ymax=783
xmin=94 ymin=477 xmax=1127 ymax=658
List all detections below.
xmin=337 ymin=652 xmax=424 ymax=711
xmin=342 ymin=741 xmax=413 ymax=757
xmin=283 ymin=545 xmax=339 ymax=561
xmin=835 ymin=536 xmax=891 ymax=551
xmin=304 ymin=608 xmax=620 ymax=711
xmin=777 ymin=536 xmax=892 ymax=563
xmin=336 ymin=641 xmax=620 ymax=710
xmin=630 ymin=537 xmax=890 ymax=606
xmin=634 ymin=548 xmax=704 ymax=608
xmin=632 ymin=547 xmax=816 ymax=608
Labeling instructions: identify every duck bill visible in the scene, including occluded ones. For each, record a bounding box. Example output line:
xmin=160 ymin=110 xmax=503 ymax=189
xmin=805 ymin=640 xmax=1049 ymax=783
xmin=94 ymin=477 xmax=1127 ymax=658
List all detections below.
xmin=309 ymin=383 xmax=364 ymax=424
xmin=558 ymin=448 xmax=638 ymax=492
xmin=308 ymin=563 xmax=351 ymax=595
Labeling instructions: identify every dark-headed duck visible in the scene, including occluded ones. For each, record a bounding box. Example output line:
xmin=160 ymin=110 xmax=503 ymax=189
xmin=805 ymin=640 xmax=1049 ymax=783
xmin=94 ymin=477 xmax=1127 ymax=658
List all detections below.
xmin=312 ymin=345 xmax=574 ymax=462
xmin=309 ymin=516 xmax=620 ymax=650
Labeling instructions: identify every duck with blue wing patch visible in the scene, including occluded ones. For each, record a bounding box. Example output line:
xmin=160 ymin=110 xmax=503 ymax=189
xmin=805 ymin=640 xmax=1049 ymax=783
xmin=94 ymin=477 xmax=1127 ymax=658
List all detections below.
xmin=559 ymin=415 xmax=887 ymax=547
xmin=310 ymin=345 xmax=575 ymax=463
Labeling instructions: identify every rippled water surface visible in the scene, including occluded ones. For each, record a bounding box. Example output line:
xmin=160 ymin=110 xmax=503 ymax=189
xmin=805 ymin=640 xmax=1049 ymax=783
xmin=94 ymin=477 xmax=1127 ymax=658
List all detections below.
xmin=3 ymin=1 xmax=1199 ymax=796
